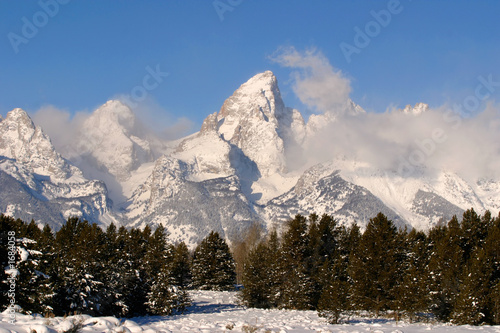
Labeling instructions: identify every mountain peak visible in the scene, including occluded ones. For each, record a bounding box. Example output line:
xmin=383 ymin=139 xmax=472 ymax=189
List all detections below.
xmin=217 ymin=71 xmax=285 ymax=129
xmin=210 ymin=71 xmax=305 ymax=177
xmin=5 ymin=108 xmax=35 ymax=128
xmin=76 ymin=100 xmax=154 ymax=182
xmin=240 ymin=70 xmax=278 ymax=92
xmin=1 ymin=108 xmax=38 ymax=145
xmin=91 ymin=100 xmax=135 ymax=130
xmin=0 ymin=107 xmax=79 ymax=181
xmin=402 ymin=102 xmax=429 ymax=115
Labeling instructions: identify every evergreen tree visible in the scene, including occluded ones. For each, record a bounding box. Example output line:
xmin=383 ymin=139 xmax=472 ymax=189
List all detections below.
xmin=143 ymin=225 xmax=171 ymax=282
xmin=15 ymin=234 xmax=53 ymax=315
xmin=485 ymin=214 xmax=500 ymax=324
xmin=317 ymin=277 xmax=348 ymax=324
xmin=393 ymin=229 xmax=431 ymax=322
xmin=264 ymin=229 xmax=282 ymax=308
xmin=191 ymin=231 xmax=236 ymax=291
xmin=427 ymin=215 xmax=464 ymax=321
xmin=307 ymin=214 xmax=339 ymax=308
xmin=348 ymin=213 xmax=401 ymax=315
xmin=452 ymin=212 xmax=500 ymax=324
xmin=51 ymin=218 xmax=108 ymax=316
xmin=0 ymin=214 xmax=15 ymax=311
xmin=317 ymin=221 xmax=358 ymax=323
xmin=147 ymin=264 xmax=191 ymax=315
xmin=169 ymin=242 xmax=192 ymax=288
xmin=451 ymin=247 xmax=490 ymax=325
xmin=99 ymin=223 xmax=136 ymax=317
xmin=238 ymin=228 xmax=282 ymax=309
xmin=120 ymin=227 xmax=149 ymax=317
xmin=491 ymin=280 xmax=500 ymax=325
xmin=278 ymin=215 xmax=315 ymax=310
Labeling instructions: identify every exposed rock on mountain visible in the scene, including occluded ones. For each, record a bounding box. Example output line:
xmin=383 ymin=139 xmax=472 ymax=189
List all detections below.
xmin=2 ymin=72 xmax=498 ymax=247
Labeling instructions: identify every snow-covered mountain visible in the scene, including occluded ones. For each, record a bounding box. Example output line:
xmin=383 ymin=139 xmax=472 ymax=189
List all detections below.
xmin=0 ymin=108 xmax=113 ymax=229
xmin=2 ymin=72 xmax=499 ymax=246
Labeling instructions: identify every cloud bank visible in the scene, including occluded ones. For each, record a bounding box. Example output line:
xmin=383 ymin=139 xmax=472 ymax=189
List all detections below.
xmin=270 ymin=46 xmax=352 ymax=114
xmin=32 ymin=98 xmax=194 ymax=160
xmin=272 ymin=46 xmax=500 ymax=181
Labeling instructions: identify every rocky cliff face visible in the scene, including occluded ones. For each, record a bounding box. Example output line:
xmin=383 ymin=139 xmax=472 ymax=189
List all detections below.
xmin=0 ymin=109 xmax=113 ymax=229
xmin=2 ymin=71 xmax=499 ymax=247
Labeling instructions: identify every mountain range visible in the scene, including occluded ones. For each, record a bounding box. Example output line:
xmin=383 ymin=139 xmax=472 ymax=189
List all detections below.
xmin=1 ymin=71 xmax=498 ymax=247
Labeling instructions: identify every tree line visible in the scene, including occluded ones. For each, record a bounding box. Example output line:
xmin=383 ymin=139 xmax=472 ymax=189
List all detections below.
xmin=0 ymin=215 xmax=236 ymax=317
xmin=239 ymin=210 xmax=500 ymax=325
xmin=1 ymin=209 xmax=499 ymax=326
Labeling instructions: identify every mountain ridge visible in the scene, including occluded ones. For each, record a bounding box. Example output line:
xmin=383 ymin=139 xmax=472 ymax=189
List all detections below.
xmin=1 ymin=71 xmax=498 ymax=247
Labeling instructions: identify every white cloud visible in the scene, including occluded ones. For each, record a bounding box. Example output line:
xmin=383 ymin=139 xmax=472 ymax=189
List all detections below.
xmin=273 ymin=46 xmax=500 ymax=181
xmin=270 ymin=46 xmax=352 ymax=114
xmin=32 ymin=105 xmax=90 ymax=158
xmin=301 ymin=102 xmax=500 ymax=181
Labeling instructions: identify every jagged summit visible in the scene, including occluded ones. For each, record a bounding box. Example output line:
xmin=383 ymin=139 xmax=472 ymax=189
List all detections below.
xmin=230 ymin=70 xmax=279 ymax=98
xmin=402 ymin=102 xmax=429 ymax=115
xmin=0 ymin=108 xmax=81 ymax=181
xmin=2 ymin=72 xmax=499 ymax=247
xmin=217 ymin=70 xmax=285 ymax=131
xmin=212 ymin=71 xmax=304 ymax=177
xmin=90 ymin=100 xmax=136 ymax=130
xmin=0 ymin=107 xmax=112 ymax=228
xmin=5 ymin=107 xmax=34 ymax=123
xmin=76 ymin=100 xmax=154 ymax=181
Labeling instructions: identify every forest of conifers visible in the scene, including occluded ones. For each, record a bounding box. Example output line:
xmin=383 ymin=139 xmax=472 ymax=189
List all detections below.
xmin=1 ymin=209 xmax=499 ymax=326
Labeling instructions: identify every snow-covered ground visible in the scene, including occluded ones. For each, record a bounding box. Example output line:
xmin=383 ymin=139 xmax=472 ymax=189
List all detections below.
xmin=1 ymin=291 xmax=499 ymax=333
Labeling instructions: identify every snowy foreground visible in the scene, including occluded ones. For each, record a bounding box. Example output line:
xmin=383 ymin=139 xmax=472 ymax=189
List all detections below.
xmin=1 ymin=291 xmax=499 ymax=333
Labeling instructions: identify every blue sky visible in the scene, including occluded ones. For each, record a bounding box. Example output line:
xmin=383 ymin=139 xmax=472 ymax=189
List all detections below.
xmin=1 ymin=0 xmax=499 ymax=131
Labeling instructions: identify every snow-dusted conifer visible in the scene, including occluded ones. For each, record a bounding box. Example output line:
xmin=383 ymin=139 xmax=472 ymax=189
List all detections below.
xmin=240 ymin=242 xmax=273 ymax=308
xmin=427 ymin=215 xmax=464 ymax=321
xmin=191 ymin=231 xmax=236 ymax=291
xmin=169 ymin=241 xmax=192 ymax=288
xmin=147 ymin=265 xmax=191 ymax=315
xmin=278 ymin=215 xmax=314 ymax=310
xmin=348 ymin=213 xmax=400 ymax=315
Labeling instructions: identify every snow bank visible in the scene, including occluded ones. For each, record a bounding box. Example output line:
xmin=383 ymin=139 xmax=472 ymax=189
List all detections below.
xmin=1 ymin=291 xmax=498 ymax=332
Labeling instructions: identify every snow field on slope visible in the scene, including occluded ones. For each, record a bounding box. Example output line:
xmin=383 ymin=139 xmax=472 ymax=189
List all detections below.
xmin=2 ymin=291 xmax=499 ymax=333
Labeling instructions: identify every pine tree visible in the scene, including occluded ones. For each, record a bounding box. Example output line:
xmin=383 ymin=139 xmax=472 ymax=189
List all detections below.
xmin=428 ymin=215 xmax=464 ymax=321
xmin=485 ymin=214 xmax=500 ymax=324
xmin=99 ymin=223 xmax=137 ymax=317
xmin=143 ymin=225 xmax=171 ymax=282
xmin=120 ymin=227 xmax=149 ymax=317
xmin=452 ymin=212 xmax=500 ymax=325
xmin=348 ymin=213 xmax=401 ymax=315
xmin=51 ymin=218 xmax=108 ymax=316
xmin=239 ymin=240 xmax=278 ymax=308
xmin=0 ymin=214 xmax=15 ymax=310
xmin=491 ymin=280 xmax=500 ymax=325
xmin=191 ymin=231 xmax=236 ymax=291
xmin=317 ymin=276 xmax=348 ymax=324
xmin=147 ymin=265 xmax=191 ymax=315
xmin=393 ymin=229 xmax=431 ymax=322
xmin=264 ymin=229 xmax=282 ymax=308
xmin=169 ymin=242 xmax=192 ymax=288
xmin=307 ymin=214 xmax=338 ymax=308
xmin=15 ymin=234 xmax=53 ymax=315
xmin=451 ymin=247 xmax=490 ymax=325
xmin=278 ymin=215 xmax=315 ymax=310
